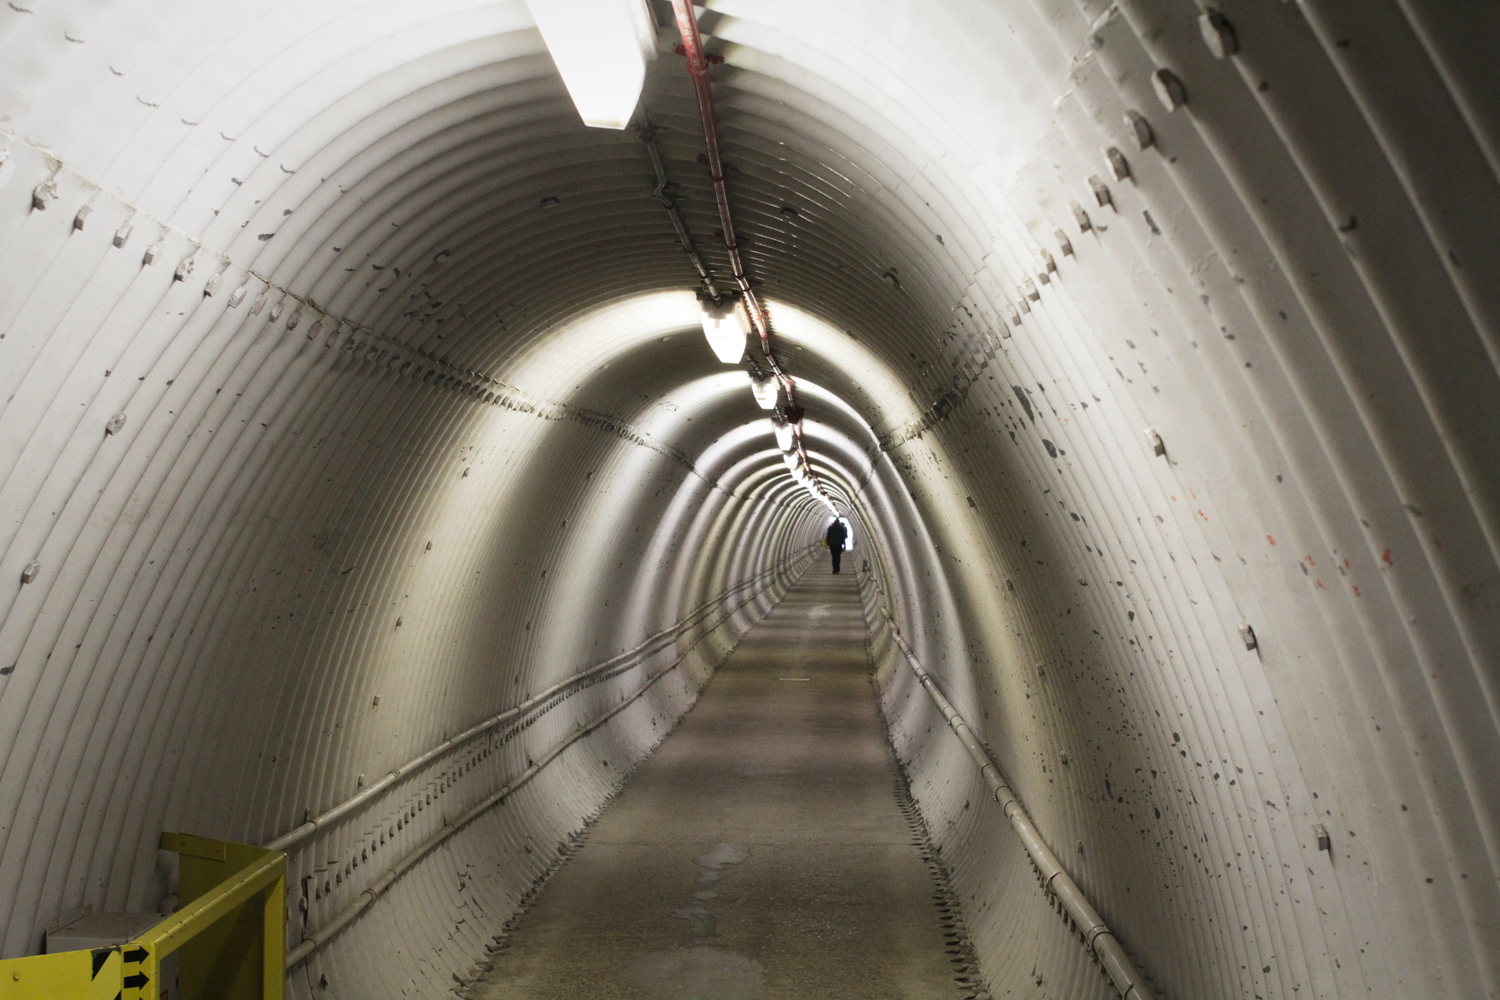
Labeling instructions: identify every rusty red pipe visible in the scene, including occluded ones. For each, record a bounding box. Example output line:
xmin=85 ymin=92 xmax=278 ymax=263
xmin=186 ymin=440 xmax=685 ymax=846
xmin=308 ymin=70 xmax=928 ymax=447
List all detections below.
xmin=670 ymin=4 xmax=779 ymax=374
xmin=672 ymin=0 xmax=835 ymax=503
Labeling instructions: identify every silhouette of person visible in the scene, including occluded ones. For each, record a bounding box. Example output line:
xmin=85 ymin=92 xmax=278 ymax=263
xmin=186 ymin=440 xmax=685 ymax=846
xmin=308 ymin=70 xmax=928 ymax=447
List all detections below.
xmin=825 ymin=518 xmax=848 ymax=574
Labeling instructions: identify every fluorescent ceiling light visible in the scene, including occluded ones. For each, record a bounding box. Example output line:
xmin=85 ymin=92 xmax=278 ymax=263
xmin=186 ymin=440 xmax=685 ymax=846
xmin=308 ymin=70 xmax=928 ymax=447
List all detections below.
xmin=772 ymin=420 xmax=795 ymax=452
xmin=749 ymin=374 xmax=779 ymax=409
xmin=701 ymin=298 xmax=749 ymax=363
xmin=526 ymin=0 xmax=656 ymax=130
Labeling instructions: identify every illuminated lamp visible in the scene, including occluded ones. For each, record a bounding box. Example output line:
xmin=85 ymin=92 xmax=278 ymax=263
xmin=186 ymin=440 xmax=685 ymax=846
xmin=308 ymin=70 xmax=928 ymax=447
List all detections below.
xmin=700 ymin=298 xmax=750 ymax=363
xmin=749 ymin=373 xmax=779 ymax=409
xmin=525 ymin=0 xmax=657 ymax=130
xmin=772 ymin=420 xmax=795 ymax=452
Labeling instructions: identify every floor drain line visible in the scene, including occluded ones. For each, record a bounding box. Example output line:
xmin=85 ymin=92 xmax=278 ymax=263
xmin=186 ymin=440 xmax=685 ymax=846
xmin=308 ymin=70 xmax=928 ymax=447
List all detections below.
xmin=454 ymin=726 xmax=667 ymax=997
xmin=877 ymin=690 xmax=993 ymax=1000
xmin=455 ymin=597 xmax=787 ymax=997
xmin=451 ymin=586 xmax=814 ymax=995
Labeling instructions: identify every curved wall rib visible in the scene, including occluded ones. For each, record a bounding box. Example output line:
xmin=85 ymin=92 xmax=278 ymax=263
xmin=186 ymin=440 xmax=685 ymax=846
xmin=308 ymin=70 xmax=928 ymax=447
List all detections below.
xmin=1 ymin=2 xmax=1497 ymax=998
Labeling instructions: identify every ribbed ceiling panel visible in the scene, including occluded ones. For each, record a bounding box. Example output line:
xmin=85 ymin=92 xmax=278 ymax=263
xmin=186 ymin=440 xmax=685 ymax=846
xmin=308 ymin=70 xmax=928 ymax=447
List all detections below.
xmin=1 ymin=1 xmax=1497 ymax=998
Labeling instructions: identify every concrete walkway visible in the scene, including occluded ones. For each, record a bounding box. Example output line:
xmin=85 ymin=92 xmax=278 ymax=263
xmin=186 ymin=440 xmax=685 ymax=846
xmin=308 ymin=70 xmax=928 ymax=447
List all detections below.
xmin=470 ymin=568 xmax=964 ymax=1000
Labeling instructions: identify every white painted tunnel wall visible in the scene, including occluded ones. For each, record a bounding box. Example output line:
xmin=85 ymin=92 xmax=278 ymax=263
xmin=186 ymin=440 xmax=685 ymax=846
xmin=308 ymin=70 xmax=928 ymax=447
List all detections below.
xmin=1 ymin=1 xmax=1498 ymax=999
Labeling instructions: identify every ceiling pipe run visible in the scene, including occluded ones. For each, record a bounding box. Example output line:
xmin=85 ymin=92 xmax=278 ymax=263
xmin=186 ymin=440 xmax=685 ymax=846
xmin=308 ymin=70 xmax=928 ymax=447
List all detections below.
xmin=667 ymin=0 xmax=833 ymax=509
xmin=635 ymin=117 xmax=723 ymax=302
xmin=668 ymin=0 xmax=769 ymax=354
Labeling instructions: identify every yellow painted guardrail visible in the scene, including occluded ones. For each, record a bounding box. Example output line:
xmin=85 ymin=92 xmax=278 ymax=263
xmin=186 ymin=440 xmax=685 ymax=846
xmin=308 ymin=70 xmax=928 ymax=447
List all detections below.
xmin=0 ymin=833 xmax=285 ymax=1000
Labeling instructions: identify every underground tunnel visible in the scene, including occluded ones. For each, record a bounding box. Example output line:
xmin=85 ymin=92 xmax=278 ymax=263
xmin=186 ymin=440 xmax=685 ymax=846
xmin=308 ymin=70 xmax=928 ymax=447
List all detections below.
xmin=0 ymin=0 xmax=1497 ymax=997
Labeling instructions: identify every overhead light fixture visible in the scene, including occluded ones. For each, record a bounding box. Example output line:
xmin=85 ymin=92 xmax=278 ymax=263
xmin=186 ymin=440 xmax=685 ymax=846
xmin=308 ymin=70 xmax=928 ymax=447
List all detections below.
xmin=772 ymin=420 xmax=795 ymax=452
xmin=700 ymin=297 xmax=750 ymax=363
xmin=749 ymin=373 xmax=778 ymax=409
xmin=525 ymin=0 xmax=656 ymax=130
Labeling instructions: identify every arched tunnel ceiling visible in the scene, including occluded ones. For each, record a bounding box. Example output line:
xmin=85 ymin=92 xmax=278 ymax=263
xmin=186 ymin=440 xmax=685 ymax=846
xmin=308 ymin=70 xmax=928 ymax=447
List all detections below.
xmin=1 ymin=1 xmax=1498 ymax=998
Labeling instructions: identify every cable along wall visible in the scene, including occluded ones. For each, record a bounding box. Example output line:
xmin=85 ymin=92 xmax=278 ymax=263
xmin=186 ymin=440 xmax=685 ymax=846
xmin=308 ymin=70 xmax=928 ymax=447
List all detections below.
xmin=0 ymin=2 xmax=1498 ymax=999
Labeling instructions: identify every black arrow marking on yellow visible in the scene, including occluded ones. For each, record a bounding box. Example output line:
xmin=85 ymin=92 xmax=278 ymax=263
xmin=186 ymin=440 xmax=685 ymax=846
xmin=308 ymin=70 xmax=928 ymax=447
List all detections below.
xmin=123 ymin=972 xmax=149 ymax=989
xmin=122 ymin=947 xmax=148 ymax=964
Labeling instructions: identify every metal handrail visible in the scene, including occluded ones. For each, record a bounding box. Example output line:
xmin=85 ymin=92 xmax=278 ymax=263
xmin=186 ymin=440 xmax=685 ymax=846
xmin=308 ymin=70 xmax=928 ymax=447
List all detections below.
xmin=861 ymin=570 xmax=1158 ymax=1000
xmin=286 ymin=639 xmax=684 ymax=968
xmin=283 ymin=548 xmax=815 ymax=968
xmin=265 ymin=550 xmax=809 ymax=854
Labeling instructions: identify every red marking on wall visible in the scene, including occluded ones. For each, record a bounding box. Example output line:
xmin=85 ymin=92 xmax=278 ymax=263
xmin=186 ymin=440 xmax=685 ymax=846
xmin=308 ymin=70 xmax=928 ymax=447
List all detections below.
xmin=1343 ymin=558 xmax=1350 ymax=569
xmin=1305 ymin=555 xmax=1315 ymax=565
xmin=1382 ymin=548 xmax=1392 ymax=564
xmin=1315 ymin=579 xmax=1326 ymax=590
xmin=1352 ymin=586 xmax=1361 ymax=597
xmin=1198 ymin=509 xmax=1208 ymax=521
xmin=1433 ymin=537 xmax=1443 ymax=551
xmin=1266 ymin=535 xmax=1276 ymax=546
xmin=1170 ymin=495 xmax=1178 ymax=502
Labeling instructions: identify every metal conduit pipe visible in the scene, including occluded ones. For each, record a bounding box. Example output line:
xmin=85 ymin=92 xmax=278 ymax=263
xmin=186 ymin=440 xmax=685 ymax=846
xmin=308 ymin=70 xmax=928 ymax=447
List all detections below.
xmin=284 ymin=646 xmax=668 ymax=969
xmin=264 ymin=548 xmax=805 ymax=854
xmin=668 ymin=4 xmax=778 ymax=374
xmin=668 ymin=0 xmax=763 ymax=338
xmin=864 ymin=573 xmax=1155 ymax=1000
xmin=667 ymin=2 xmax=835 ymax=507
xmin=885 ymin=612 xmax=1156 ymax=1000
xmin=635 ymin=118 xmax=723 ymax=302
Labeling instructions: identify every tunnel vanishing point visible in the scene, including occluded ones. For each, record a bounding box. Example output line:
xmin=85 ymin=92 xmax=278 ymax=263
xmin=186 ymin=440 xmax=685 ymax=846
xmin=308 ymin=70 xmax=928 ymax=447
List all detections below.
xmin=1 ymin=1 xmax=1498 ymax=997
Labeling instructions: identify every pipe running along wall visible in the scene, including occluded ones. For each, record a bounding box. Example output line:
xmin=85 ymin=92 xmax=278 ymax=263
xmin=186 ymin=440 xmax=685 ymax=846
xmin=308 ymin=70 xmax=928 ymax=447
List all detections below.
xmin=1 ymin=2 xmax=1498 ymax=999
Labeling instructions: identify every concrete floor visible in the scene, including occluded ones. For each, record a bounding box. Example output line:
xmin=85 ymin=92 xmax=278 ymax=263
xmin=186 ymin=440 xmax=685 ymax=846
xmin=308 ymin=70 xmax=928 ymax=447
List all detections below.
xmin=470 ymin=568 xmax=965 ymax=1000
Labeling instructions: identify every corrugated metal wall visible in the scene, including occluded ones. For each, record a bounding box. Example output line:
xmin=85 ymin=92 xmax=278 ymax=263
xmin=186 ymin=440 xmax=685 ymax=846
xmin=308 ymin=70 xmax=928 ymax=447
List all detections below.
xmin=1 ymin=1 xmax=1496 ymax=998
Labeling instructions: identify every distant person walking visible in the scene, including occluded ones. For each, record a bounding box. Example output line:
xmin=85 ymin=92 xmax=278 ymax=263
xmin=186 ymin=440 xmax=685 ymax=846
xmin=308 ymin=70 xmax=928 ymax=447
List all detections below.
xmin=825 ymin=518 xmax=848 ymax=574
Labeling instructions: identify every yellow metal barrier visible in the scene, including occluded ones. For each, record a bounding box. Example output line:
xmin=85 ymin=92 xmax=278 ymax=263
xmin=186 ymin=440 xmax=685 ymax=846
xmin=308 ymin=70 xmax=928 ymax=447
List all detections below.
xmin=0 ymin=948 xmax=122 ymax=999
xmin=0 ymin=834 xmax=285 ymax=1000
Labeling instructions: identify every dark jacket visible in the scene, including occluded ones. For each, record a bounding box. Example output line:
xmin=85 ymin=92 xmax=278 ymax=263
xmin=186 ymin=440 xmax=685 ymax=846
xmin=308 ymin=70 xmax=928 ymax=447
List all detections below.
xmin=825 ymin=521 xmax=848 ymax=551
